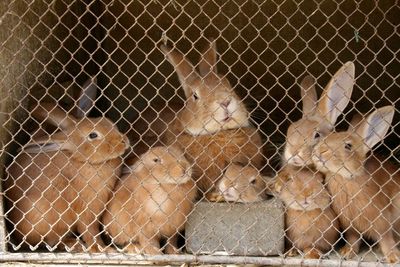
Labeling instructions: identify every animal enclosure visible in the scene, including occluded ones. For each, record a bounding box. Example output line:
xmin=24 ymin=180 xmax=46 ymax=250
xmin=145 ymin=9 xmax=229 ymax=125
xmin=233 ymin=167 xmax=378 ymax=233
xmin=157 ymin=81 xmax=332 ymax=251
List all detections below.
xmin=0 ymin=0 xmax=399 ymax=266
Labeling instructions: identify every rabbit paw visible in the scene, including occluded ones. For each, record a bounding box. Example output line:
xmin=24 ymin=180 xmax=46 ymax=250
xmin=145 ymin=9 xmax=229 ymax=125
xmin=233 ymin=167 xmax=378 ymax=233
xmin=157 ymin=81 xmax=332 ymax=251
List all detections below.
xmin=206 ymin=191 xmax=225 ymax=202
xmin=165 ymin=245 xmax=181 ymax=254
xmin=83 ymin=244 xmax=113 ymax=253
xmin=143 ymin=245 xmax=163 ymax=255
xmin=304 ymin=247 xmax=322 ymax=259
xmin=98 ymin=246 xmax=117 ymax=253
xmin=285 ymin=247 xmax=299 ymax=257
xmin=123 ymin=244 xmax=142 ymax=254
xmin=127 ymin=243 xmax=162 ymax=255
xmin=339 ymin=244 xmax=358 ymax=259
xmin=61 ymin=238 xmax=86 ymax=252
xmin=385 ymin=250 xmax=400 ymax=264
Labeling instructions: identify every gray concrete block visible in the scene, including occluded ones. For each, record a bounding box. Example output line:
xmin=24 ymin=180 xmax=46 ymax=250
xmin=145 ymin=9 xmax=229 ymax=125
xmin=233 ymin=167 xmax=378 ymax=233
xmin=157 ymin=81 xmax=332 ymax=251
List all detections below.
xmin=186 ymin=198 xmax=284 ymax=256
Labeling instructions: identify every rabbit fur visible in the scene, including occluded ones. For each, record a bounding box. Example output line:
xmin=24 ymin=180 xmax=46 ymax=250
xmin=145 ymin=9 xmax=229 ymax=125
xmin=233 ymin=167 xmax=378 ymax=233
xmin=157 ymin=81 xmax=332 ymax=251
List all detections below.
xmin=312 ymin=106 xmax=400 ymax=263
xmin=103 ymin=145 xmax=197 ymax=255
xmin=275 ymin=165 xmax=339 ymax=259
xmin=161 ymin=40 xmax=263 ymax=196
xmin=217 ymin=163 xmax=268 ymax=203
xmin=283 ymin=62 xmax=355 ymax=167
xmin=5 ymin=102 xmax=129 ymax=252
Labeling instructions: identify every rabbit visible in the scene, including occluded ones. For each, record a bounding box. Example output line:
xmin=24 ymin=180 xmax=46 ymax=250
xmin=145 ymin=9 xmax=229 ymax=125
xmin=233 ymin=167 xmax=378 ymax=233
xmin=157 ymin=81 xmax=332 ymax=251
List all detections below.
xmin=160 ymin=40 xmax=263 ymax=199
xmin=283 ymin=62 xmax=355 ymax=167
xmin=311 ymin=105 xmax=400 ymax=263
xmin=4 ymin=102 xmax=130 ymax=252
xmin=216 ymin=163 xmax=268 ymax=203
xmin=103 ymin=145 xmax=197 ymax=255
xmin=275 ymin=165 xmax=339 ymax=259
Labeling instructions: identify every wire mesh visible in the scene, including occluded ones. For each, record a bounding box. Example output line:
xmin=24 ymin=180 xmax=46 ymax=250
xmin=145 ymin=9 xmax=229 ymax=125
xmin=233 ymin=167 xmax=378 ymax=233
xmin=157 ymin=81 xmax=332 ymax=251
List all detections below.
xmin=0 ymin=0 xmax=399 ymax=265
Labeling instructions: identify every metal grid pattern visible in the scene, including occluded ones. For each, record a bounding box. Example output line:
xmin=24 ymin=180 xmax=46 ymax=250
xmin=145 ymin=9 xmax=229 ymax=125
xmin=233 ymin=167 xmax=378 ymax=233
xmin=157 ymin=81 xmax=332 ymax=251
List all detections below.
xmin=0 ymin=0 xmax=399 ymax=265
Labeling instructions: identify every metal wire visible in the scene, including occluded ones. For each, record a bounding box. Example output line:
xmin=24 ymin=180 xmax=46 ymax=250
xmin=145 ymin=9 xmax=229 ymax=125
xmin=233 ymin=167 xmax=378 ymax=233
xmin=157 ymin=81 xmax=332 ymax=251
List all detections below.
xmin=0 ymin=0 xmax=399 ymax=265
xmin=0 ymin=252 xmax=388 ymax=267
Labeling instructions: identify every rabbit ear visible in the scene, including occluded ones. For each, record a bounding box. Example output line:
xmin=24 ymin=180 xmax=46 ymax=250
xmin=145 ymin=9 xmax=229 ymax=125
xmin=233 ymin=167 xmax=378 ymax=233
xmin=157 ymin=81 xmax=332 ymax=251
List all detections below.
xmin=75 ymin=77 xmax=97 ymax=119
xmin=160 ymin=45 xmax=199 ymax=98
xmin=355 ymin=106 xmax=394 ymax=152
xmin=317 ymin=62 xmax=355 ymax=126
xmin=23 ymin=143 xmax=62 ymax=153
xmin=32 ymin=103 xmax=75 ymax=130
xmin=300 ymin=75 xmax=317 ymax=116
xmin=22 ymin=132 xmax=70 ymax=153
xmin=198 ymin=39 xmax=218 ymax=77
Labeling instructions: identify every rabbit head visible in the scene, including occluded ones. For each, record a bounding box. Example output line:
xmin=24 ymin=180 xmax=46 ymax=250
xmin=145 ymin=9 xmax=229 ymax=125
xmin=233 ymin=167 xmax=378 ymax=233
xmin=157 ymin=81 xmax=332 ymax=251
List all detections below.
xmin=312 ymin=106 xmax=395 ymax=179
xmin=217 ymin=163 xmax=267 ymax=203
xmin=160 ymin=40 xmax=250 ymax=136
xmin=24 ymin=103 xmax=130 ymax=164
xmin=126 ymin=145 xmax=192 ymax=184
xmin=275 ymin=166 xmax=330 ymax=211
xmin=283 ymin=62 xmax=355 ymax=167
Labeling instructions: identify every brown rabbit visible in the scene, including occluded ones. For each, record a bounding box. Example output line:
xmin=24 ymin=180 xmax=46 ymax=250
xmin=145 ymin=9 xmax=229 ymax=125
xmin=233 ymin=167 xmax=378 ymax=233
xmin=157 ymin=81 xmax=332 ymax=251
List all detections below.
xmin=216 ymin=163 xmax=268 ymax=203
xmin=283 ymin=62 xmax=355 ymax=167
xmin=5 ymin=103 xmax=129 ymax=252
xmin=103 ymin=145 xmax=197 ymax=254
xmin=312 ymin=106 xmax=400 ymax=263
xmin=275 ymin=166 xmax=339 ymax=259
xmin=161 ymin=40 xmax=263 ymax=198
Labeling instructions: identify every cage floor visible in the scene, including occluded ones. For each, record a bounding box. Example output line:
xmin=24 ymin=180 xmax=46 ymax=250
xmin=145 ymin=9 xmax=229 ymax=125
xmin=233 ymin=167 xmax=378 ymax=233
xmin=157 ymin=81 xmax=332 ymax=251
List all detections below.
xmin=0 ymin=247 xmax=392 ymax=267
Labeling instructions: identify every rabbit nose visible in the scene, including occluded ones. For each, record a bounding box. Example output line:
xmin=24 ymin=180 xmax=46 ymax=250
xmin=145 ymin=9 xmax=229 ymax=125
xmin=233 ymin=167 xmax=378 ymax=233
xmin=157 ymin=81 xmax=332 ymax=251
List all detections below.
xmin=220 ymin=99 xmax=231 ymax=108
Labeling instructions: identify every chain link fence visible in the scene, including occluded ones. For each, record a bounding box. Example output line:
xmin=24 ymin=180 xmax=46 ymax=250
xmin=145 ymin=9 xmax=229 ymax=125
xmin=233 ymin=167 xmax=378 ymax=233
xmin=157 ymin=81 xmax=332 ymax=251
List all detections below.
xmin=0 ymin=0 xmax=399 ymax=265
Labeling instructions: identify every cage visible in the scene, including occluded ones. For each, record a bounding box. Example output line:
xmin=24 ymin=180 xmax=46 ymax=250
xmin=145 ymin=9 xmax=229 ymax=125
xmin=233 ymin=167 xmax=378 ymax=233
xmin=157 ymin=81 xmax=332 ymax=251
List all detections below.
xmin=0 ymin=0 xmax=399 ymax=266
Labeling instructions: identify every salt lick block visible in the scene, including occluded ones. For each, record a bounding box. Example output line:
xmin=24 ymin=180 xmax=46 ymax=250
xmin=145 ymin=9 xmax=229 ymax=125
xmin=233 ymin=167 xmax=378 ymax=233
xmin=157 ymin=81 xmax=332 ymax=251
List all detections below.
xmin=185 ymin=198 xmax=284 ymax=256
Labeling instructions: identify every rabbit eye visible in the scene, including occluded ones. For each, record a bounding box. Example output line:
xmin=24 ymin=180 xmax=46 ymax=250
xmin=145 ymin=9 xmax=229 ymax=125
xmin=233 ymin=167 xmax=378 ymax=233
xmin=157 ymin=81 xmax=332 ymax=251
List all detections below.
xmin=153 ymin=158 xmax=160 ymax=163
xmin=193 ymin=93 xmax=199 ymax=101
xmin=345 ymin=142 xmax=353 ymax=151
xmin=250 ymin=178 xmax=256 ymax=185
xmin=88 ymin=132 xmax=99 ymax=140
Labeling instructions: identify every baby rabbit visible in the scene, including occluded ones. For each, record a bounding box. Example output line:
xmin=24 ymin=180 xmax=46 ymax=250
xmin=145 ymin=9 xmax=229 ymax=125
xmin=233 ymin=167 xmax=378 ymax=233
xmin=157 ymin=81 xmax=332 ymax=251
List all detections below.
xmin=283 ymin=62 xmax=355 ymax=167
xmin=312 ymin=106 xmax=400 ymax=263
xmin=161 ymin=40 xmax=263 ymax=197
xmin=103 ymin=145 xmax=197 ymax=255
xmin=5 ymin=102 xmax=129 ymax=252
xmin=275 ymin=166 xmax=339 ymax=259
xmin=216 ymin=163 xmax=268 ymax=203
